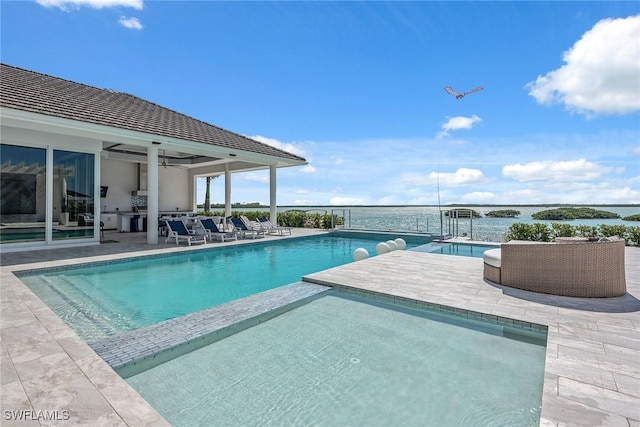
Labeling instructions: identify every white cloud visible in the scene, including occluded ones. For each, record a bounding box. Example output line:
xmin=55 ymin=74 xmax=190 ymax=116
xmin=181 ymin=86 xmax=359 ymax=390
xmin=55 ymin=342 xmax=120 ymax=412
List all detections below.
xmin=299 ymin=165 xmax=316 ymax=173
xmin=36 ymin=0 xmax=143 ymax=10
xmin=403 ymin=168 xmax=488 ymax=187
xmin=329 ymin=196 xmax=368 ymax=205
xmin=249 ymin=135 xmax=307 ymax=158
xmin=438 ymin=168 xmax=488 ymax=186
xmin=501 ymin=189 xmax=545 ymax=204
xmin=603 ymin=186 xmax=640 ymax=203
xmin=437 ymin=115 xmax=482 ymax=138
xmin=502 ymin=159 xmax=612 ymax=182
xmin=118 ymin=16 xmax=143 ymax=30
xmin=461 ymin=192 xmax=498 ymax=203
xmin=526 ymin=14 xmax=640 ymax=116
xmin=241 ymin=171 xmax=269 ymax=183
xmin=293 ymin=198 xmax=320 ymax=206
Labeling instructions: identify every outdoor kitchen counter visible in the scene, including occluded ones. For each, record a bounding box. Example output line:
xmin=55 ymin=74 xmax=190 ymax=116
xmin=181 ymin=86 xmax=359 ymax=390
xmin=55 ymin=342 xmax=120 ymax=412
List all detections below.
xmin=117 ymin=212 xmax=147 ymax=232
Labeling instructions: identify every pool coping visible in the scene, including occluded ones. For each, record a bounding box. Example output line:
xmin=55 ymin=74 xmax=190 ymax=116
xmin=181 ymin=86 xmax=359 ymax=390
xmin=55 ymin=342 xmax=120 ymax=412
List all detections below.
xmin=1 ymin=231 xmax=638 ymax=426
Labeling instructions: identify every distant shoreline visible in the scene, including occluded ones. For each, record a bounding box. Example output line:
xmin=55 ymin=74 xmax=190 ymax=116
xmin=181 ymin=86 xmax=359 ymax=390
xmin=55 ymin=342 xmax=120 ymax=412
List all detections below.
xmin=278 ymin=204 xmax=640 ymax=208
xmin=199 ymin=203 xmax=639 ymax=210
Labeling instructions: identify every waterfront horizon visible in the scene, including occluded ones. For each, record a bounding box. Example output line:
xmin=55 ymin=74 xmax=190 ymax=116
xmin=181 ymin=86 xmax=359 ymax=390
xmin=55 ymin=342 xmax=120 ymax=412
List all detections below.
xmin=275 ymin=204 xmax=639 ymax=242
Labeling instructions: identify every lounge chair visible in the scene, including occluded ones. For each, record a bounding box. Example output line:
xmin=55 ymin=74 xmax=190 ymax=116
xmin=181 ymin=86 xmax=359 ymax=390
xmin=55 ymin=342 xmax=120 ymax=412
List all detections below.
xmin=229 ymin=217 xmax=264 ymax=239
xmin=240 ymin=215 xmax=267 ymax=233
xmin=258 ymin=217 xmax=292 ymax=235
xmin=195 ymin=218 xmax=237 ymax=243
xmin=165 ymin=219 xmax=207 ymax=246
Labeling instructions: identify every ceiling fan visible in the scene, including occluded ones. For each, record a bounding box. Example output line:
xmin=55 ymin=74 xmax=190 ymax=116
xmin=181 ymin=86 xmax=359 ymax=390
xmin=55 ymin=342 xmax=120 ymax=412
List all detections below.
xmin=161 ymin=150 xmax=168 ymax=169
xmin=159 ymin=149 xmax=187 ymax=169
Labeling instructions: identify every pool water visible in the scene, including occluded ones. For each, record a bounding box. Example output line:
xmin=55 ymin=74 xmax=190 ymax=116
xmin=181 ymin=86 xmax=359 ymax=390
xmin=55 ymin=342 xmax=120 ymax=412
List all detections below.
xmin=0 ymin=227 xmax=93 ymax=242
xmin=414 ymin=242 xmax=498 ymax=257
xmin=126 ymin=293 xmax=546 ymax=427
xmin=19 ymin=234 xmax=425 ymax=341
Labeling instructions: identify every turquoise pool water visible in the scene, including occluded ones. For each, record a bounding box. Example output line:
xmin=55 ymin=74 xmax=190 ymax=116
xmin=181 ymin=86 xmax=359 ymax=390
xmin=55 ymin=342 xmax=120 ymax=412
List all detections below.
xmin=127 ymin=292 xmax=546 ymax=427
xmin=415 ymin=242 xmax=498 ymax=257
xmin=19 ymin=234 xmax=425 ymax=341
xmin=0 ymin=227 xmax=93 ymax=242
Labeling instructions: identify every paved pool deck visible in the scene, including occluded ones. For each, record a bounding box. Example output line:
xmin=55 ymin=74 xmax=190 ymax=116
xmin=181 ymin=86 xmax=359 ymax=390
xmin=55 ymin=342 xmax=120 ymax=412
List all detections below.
xmin=1 ymin=230 xmax=639 ymax=426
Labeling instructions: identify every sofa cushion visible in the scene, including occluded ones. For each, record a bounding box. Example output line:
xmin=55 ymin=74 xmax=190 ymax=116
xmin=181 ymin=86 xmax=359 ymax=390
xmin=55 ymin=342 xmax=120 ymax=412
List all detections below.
xmin=483 ymin=248 xmax=501 ymax=268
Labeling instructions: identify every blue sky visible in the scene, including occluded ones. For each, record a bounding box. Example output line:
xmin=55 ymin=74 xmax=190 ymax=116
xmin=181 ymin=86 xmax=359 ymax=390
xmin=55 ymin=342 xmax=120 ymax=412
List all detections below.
xmin=2 ymin=1 xmax=639 ymax=206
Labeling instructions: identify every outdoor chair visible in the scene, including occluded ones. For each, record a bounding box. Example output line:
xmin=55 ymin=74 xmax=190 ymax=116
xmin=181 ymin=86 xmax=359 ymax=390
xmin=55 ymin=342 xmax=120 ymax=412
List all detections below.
xmin=258 ymin=217 xmax=292 ymax=235
xmin=230 ymin=217 xmax=264 ymax=239
xmin=240 ymin=215 xmax=269 ymax=233
xmin=195 ymin=218 xmax=237 ymax=243
xmin=165 ymin=219 xmax=207 ymax=246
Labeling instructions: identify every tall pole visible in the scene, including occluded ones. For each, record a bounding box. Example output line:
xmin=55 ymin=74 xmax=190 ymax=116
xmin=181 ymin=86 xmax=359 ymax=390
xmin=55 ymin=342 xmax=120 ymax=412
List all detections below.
xmin=437 ymin=159 xmax=443 ymax=239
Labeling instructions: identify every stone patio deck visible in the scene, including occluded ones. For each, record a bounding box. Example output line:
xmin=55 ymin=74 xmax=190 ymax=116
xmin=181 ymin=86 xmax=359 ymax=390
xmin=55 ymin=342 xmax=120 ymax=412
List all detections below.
xmin=1 ymin=230 xmax=638 ymax=426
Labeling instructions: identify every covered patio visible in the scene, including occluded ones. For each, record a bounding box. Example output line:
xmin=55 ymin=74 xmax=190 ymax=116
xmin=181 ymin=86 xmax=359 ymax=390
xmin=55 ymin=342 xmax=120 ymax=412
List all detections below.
xmin=0 ymin=63 xmax=306 ymax=251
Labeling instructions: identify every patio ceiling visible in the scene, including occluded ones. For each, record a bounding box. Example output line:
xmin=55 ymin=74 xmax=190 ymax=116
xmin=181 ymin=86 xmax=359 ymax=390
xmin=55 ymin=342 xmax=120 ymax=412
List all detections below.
xmin=100 ymin=141 xmax=288 ymax=176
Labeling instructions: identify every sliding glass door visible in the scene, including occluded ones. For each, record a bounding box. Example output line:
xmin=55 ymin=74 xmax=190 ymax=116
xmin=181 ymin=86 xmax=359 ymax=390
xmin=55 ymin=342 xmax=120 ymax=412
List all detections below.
xmin=52 ymin=149 xmax=95 ymax=241
xmin=0 ymin=144 xmax=47 ymax=243
xmin=0 ymin=144 xmax=96 ymax=244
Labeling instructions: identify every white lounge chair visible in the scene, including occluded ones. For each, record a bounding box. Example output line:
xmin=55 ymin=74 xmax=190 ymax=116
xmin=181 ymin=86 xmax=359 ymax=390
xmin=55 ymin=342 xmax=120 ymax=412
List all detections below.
xmin=195 ymin=218 xmax=237 ymax=243
xmin=240 ymin=215 xmax=267 ymax=233
xmin=258 ymin=217 xmax=292 ymax=235
xmin=165 ymin=219 xmax=207 ymax=246
xmin=230 ymin=217 xmax=264 ymax=239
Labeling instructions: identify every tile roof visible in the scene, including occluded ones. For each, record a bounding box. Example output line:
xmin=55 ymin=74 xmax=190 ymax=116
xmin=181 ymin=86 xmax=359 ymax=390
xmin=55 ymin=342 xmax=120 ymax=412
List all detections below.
xmin=0 ymin=64 xmax=305 ymax=163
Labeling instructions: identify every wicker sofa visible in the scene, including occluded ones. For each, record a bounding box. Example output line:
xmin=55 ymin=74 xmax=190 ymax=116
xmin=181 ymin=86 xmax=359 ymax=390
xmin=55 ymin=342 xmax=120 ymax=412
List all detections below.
xmin=483 ymin=238 xmax=626 ymax=297
xmin=78 ymin=213 xmax=94 ymax=226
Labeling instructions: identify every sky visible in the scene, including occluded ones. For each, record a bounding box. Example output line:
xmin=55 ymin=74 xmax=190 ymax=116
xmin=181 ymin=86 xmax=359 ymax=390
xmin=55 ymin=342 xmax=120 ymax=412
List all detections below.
xmin=2 ymin=1 xmax=639 ymax=206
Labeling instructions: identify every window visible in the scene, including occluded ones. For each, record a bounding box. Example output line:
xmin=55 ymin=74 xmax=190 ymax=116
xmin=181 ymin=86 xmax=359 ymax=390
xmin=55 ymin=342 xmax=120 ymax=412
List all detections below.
xmin=0 ymin=144 xmax=47 ymax=243
xmin=53 ymin=149 xmax=95 ymax=241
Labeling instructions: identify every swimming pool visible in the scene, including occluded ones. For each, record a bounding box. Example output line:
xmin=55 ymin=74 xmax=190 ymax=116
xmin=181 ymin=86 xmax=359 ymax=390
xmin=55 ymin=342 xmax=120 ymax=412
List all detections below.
xmin=0 ymin=227 xmax=93 ymax=242
xmin=126 ymin=292 xmax=546 ymax=426
xmin=414 ymin=242 xmax=498 ymax=257
xmin=18 ymin=234 xmax=427 ymax=341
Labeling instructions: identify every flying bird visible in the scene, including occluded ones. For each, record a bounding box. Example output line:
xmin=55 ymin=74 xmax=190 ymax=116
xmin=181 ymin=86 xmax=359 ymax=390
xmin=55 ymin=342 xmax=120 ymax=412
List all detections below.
xmin=444 ymin=86 xmax=484 ymax=100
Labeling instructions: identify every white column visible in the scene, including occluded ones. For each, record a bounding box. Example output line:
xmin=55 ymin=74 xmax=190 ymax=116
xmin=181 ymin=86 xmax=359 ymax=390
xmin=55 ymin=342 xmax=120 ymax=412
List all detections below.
xmin=224 ymin=163 xmax=231 ymax=218
xmin=45 ymin=148 xmax=53 ymax=244
xmin=147 ymin=146 xmax=159 ymax=244
xmin=95 ymin=153 xmax=101 ymax=241
xmin=269 ymin=165 xmax=277 ymax=223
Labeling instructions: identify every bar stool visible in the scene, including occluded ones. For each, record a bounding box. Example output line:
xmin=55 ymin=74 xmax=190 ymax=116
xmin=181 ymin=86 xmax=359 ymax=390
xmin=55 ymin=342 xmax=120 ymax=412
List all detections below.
xmin=130 ymin=215 xmax=140 ymax=232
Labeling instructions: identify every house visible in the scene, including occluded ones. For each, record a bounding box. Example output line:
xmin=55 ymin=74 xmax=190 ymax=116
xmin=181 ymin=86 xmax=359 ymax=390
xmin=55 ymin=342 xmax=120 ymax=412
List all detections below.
xmin=0 ymin=64 xmax=306 ymax=251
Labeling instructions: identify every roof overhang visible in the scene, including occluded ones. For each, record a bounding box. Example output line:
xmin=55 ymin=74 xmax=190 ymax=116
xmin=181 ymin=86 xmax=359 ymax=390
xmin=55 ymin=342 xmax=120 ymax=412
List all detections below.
xmin=1 ymin=107 xmax=307 ymax=174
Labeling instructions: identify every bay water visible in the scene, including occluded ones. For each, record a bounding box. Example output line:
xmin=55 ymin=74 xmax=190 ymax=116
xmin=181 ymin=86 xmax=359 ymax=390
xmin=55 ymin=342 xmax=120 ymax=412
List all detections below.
xmin=277 ymin=205 xmax=639 ymax=242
